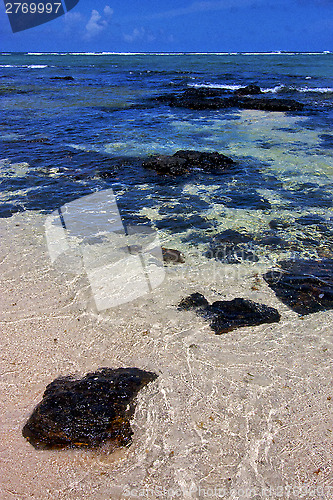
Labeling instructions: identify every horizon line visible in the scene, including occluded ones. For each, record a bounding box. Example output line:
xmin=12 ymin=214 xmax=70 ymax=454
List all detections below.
xmin=1 ymin=50 xmax=332 ymax=56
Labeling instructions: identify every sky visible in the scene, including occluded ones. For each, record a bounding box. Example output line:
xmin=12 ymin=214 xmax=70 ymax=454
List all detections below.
xmin=1 ymin=0 xmax=333 ymax=52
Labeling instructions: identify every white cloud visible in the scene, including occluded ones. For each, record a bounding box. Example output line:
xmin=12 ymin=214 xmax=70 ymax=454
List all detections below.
xmin=104 ymin=6 xmax=114 ymax=17
xmin=84 ymin=5 xmax=113 ymax=39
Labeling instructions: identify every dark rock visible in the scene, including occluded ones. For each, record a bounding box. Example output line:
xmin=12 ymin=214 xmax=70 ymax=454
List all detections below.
xmin=157 ymin=88 xmax=304 ymax=113
xmin=269 ymin=218 xmax=291 ymax=230
xmin=154 ymin=214 xmax=210 ymax=233
xmin=142 ymin=150 xmax=234 ymax=176
xmin=51 ymin=76 xmax=75 ymax=81
xmin=177 ymin=294 xmax=280 ymax=333
xmin=0 ymin=204 xmax=24 ymax=218
xmin=162 ymin=247 xmax=185 ymax=263
xmin=239 ymin=98 xmax=304 ymax=112
xmin=234 ymin=85 xmax=262 ymax=96
xmin=263 ymin=259 xmax=333 ymax=315
xmin=154 ymin=92 xmax=179 ymax=104
xmin=154 ymin=216 xmax=188 ymax=232
xmin=22 ymin=367 xmax=157 ymax=450
xmin=255 ymin=234 xmax=289 ymax=248
xmin=173 ymin=150 xmax=234 ymax=172
xmin=211 ymin=229 xmax=252 ymax=245
xmin=206 ymin=298 xmax=281 ymax=334
xmin=143 ymin=154 xmax=189 ymax=176
xmin=178 ymin=292 xmax=209 ymax=310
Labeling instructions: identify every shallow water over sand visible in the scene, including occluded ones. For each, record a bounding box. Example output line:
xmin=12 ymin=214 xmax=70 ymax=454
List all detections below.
xmin=1 ymin=212 xmax=332 ymax=499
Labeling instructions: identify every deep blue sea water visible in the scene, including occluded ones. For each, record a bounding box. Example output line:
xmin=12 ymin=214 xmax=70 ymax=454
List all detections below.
xmin=1 ymin=52 xmax=333 ymax=263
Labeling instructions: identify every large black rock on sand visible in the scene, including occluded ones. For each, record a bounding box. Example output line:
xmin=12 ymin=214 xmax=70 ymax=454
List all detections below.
xmin=178 ymin=293 xmax=280 ymax=334
xmin=22 ymin=367 xmax=157 ymax=450
xmin=264 ymin=259 xmax=333 ymax=315
xmin=142 ymin=150 xmax=235 ymax=176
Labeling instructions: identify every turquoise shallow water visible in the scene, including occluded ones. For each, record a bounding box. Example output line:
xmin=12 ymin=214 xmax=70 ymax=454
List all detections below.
xmin=0 ymin=52 xmax=332 ymax=264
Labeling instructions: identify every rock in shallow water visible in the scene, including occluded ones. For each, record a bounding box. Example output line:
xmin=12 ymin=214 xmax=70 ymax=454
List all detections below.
xmin=178 ymin=292 xmax=210 ymax=310
xmin=234 ymin=84 xmax=263 ymax=96
xmin=22 ymin=367 xmax=158 ymax=450
xmin=155 ymin=88 xmax=304 ymax=112
xmin=206 ymin=298 xmax=281 ymax=334
xmin=178 ymin=293 xmax=280 ymax=334
xmin=50 ymin=76 xmax=75 ymax=81
xmin=142 ymin=149 xmax=235 ymax=176
xmin=264 ymin=259 xmax=333 ymax=315
xmin=162 ymin=247 xmax=185 ymax=263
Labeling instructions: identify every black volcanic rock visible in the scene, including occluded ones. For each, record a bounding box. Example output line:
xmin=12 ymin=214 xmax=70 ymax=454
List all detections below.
xmin=174 ymin=150 xmax=234 ymax=171
xmin=263 ymin=259 xmax=333 ymax=315
xmin=206 ymin=298 xmax=281 ymax=334
xmin=156 ymin=88 xmax=304 ymax=112
xmin=178 ymin=292 xmax=210 ymax=310
xmin=177 ymin=294 xmax=280 ymax=333
xmin=142 ymin=150 xmax=235 ymax=176
xmin=22 ymin=367 xmax=158 ymax=450
xmin=210 ymin=229 xmax=253 ymax=245
xmin=234 ymin=84 xmax=263 ymax=96
xmin=51 ymin=76 xmax=75 ymax=81
xmin=269 ymin=218 xmax=291 ymax=231
xmin=143 ymin=154 xmax=189 ymax=175
xmin=239 ymin=97 xmax=304 ymax=112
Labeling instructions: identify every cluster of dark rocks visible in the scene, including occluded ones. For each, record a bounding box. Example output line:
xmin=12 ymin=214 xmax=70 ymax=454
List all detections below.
xmin=206 ymin=212 xmax=333 ymax=265
xmin=155 ymin=85 xmax=304 ymax=112
xmin=177 ymin=258 xmax=333 ymax=335
xmin=23 ymin=256 xmax=333 ymax=450
xmin=178 ymin=293 xmax=281 ymax=334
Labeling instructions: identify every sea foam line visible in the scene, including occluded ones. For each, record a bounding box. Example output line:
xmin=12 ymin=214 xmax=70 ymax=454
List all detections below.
xmin=0 ymin=64 xmax=48 ymax=68
xmin=189 ymin=82 xmax=333 ymax=94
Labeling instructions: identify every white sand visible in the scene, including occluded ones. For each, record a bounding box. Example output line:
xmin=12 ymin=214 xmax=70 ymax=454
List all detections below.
xmin=0 ymin=211 xmax=332 ymax=500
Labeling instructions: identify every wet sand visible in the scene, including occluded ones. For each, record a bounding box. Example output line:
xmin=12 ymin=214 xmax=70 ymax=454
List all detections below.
xmin=0 ymin=212 xmax=332 ymax=499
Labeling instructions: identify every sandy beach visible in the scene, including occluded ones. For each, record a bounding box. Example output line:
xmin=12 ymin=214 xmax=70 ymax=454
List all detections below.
xmin=0 ymin=210 xmax=332 ymax=499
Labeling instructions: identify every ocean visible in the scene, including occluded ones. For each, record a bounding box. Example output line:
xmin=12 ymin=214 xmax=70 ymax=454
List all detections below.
xmin=1 ymin=52 xmax=333 ymax=266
